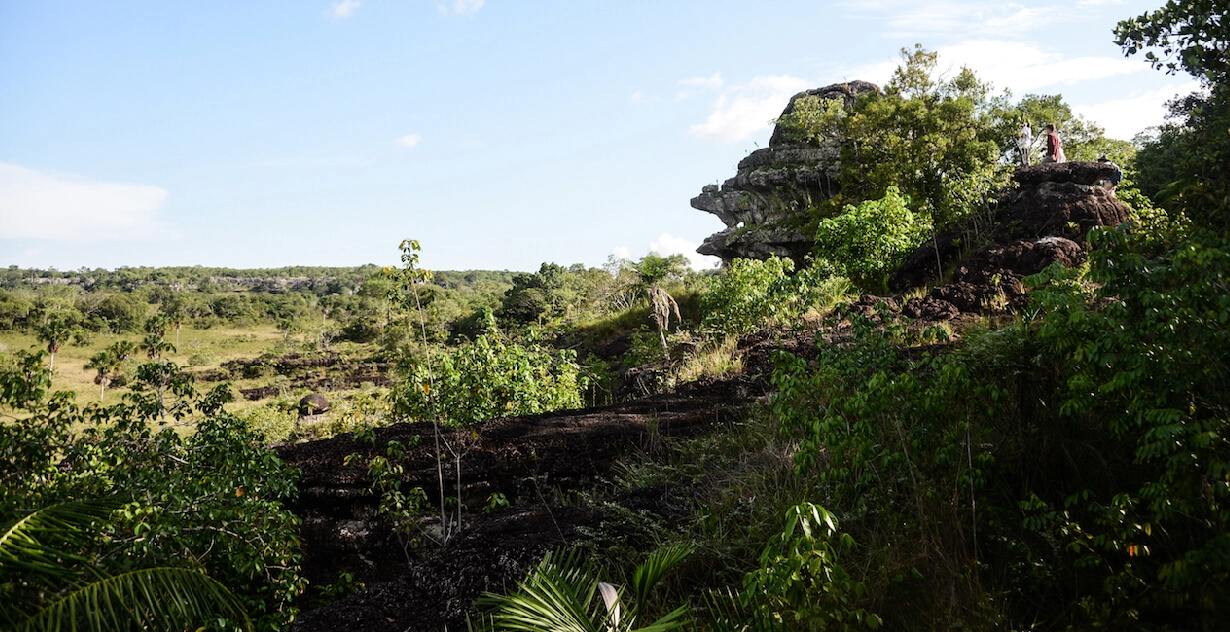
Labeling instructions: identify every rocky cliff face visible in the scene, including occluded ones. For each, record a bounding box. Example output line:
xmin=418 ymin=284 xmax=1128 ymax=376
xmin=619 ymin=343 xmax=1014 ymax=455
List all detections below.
xmin=692 ymin=80 xmax=879 ymax=264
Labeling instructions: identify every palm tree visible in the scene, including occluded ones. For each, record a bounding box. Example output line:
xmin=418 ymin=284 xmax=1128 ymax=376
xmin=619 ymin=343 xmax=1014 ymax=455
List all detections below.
xmin=634 ymin=255 xmax=687 ymax=361
xmin=473 ymin=544 xmax=692 ymax=631
xmin=139 ymin=332 xmax=175 ymax=360
xmin=107 ymin=339 xmax=137 ymax=363
xmin=84 ymin=350 xmax=119 ymax=401
xmin=33 ymin=315 xmax=75 ymax=372
xmin=0 ymin=499 xmax=252 ymax=631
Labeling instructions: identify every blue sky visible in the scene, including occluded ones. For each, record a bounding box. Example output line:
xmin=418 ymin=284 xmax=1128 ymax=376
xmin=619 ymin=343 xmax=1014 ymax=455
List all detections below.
xmin=0 ymin=0 xmax=1197 ymax=271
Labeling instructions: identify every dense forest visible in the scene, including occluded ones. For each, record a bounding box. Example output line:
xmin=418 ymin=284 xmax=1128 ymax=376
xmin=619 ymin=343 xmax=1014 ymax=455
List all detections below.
xmin=2 ymin=1 xmax=1228 ymax=630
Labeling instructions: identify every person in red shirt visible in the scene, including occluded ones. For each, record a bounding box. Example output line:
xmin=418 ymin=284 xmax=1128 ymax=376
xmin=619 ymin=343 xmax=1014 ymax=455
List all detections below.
xmin=1043 ymin=124 xmax=1066 ymax=163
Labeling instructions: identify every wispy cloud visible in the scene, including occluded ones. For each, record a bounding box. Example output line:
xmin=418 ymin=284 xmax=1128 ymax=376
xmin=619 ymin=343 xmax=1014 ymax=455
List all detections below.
xmin=437 ymin=0 xmax=485 ymax=16
xmin=689 ymin=75 xmax=811 ymax=142
xmin=330 ymin=0 xmax=362 ymax=18
xmin=848 ymin=40 xmax=1145 ymax=93
xmin=0 ymin=163 xmax=172 ymax=241
xmin=396 ymin=133 xmax=422 ymax=148
xmin=1073 ymin=81 xmax=1199 ymax=140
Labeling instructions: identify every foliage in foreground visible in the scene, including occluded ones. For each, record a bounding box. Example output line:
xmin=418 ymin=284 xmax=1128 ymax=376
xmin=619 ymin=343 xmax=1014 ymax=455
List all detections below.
xmin=1 ymin=500 xmax=251 ymax=632
xmin=472 ymin=544 xmax=693 ymax=632
xmin=766 ymin=218 xmax=1230 ymax=627
xmin=0 ymin=352 xmax=304 ymax=630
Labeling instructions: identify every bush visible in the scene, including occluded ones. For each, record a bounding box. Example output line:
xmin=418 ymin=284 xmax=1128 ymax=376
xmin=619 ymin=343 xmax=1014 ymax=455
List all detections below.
xmin=813 ymin=186 xmax=932 ymax=291
xmin=241 ymin=401 xmax=299 ymax=444
xmin=396 ymin=332 xmax=586 ymax=426
xmin=701 ymin=257 xmax=795 ymax=336
xmin=702 ymin=257 xmax=850 ymax=337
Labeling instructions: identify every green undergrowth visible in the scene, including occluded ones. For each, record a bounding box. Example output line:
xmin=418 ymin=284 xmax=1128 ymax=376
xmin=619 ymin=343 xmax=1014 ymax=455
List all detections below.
xmin=521 ymin=221 xmax=1230 ymax=630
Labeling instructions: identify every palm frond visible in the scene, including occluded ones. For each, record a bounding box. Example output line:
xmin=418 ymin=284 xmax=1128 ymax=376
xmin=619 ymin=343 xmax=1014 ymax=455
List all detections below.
xmin=14 ymin=566 xmax=252 ymax=632
xmin=629 ymin=543 xmax=692 ymax=611
xmin=479 ymin=551 xmax=602 ymax=632
xmin=700 ymin=587 xmax=752 ymax=632
xmin=0 ymin=499 xmax=120 ymax=586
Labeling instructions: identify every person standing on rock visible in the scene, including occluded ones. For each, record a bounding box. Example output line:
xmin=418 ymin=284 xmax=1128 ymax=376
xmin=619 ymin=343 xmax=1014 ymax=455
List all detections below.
xmin=1042 ymin=124 xmax=1065 ymax=163
xmin=1017 ymin=120 xmax=1034 ymax=166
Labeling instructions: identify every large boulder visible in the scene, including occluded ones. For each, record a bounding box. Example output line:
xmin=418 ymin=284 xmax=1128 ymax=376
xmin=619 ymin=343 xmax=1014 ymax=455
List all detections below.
xmin=998 ymin=163 xmax=1131 ymax=242
xmin=693 ymin=81 xmax=880 ymax=264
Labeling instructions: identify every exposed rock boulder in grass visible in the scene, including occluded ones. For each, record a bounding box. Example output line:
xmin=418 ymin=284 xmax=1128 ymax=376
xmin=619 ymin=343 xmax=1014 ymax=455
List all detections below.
xmin=299 ymin=393 xmax=331 ymax=417
xmin=892 ymin=162 xmax=1129 ymax=293
xmin=693 ymin=81 xmax=879 ymax=264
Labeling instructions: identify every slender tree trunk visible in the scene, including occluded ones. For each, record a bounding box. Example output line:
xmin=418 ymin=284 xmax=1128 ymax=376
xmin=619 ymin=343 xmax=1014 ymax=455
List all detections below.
xmin=48 ymin=351 xmax=56 ymax=371
xmin=455 ymin=453 xmax=463 ymax=533
xmin=99 ymin=381 xmax=105 ymax=401
xmin=176 ymin=323 xmax=181 ymax=347
xmin=933 ymin=235 xmax=943 ymax=282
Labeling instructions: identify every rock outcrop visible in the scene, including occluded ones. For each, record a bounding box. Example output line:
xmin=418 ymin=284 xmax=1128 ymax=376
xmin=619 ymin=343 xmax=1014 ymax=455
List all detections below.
xmin=692 ymin=81 xmax=879 ymax=264
xmin=866 ymin=161 xmax=1130 ymax=321
xmin=891 ymin=161 xmax=1130 ymax=294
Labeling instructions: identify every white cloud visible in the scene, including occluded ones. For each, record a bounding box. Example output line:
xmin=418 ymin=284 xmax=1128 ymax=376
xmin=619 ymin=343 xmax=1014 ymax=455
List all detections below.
xmin=437 ymin=0 xmax=485 ymax=15
xmin=630 ymin=90 xmax=646 ymax=104
xmin=1073 ymin=82 xmax=1198 ymax=140
xmin=845 ymin=1 xmax=1053 ymax=38
xmin=649 ymin=233 xmax=721 ymax=270
xmin=607 ymin=235 xmax=720 ymax=271
xmin=848 ymin=40 xmax=1146 ymax=94
xmin=0 ymin=163 xmax=170 ymax=241
xmin=396 ymin=133 xmax=422 ymax=148
xmin=678 ymin=72 xmax=724 ymax=90
xmin=330 ymin=0 xmax=362 ymax=18
xmin=689 ymin=75 xmax=811 ymax=142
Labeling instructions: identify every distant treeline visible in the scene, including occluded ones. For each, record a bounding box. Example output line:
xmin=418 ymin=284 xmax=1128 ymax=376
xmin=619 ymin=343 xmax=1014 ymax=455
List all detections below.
xmin=0 ymin=265 xmax=519 ymax=341
xmin=0 ymin=264 xmax=516 ymax=295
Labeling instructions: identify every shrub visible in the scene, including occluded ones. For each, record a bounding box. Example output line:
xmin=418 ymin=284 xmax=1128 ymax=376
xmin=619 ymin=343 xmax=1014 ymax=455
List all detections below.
xmin=702 ymin=257 xmax=850 ymax=337
xmin=813 ymin=186 xmax=932 ymax=291
xmin=701 ymin=257 xmax=796 ymax=336
xmin=396 ymin=332 xmax=586 ymax=426
xmin=240 ymin=402 xmax=299 ymax=444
